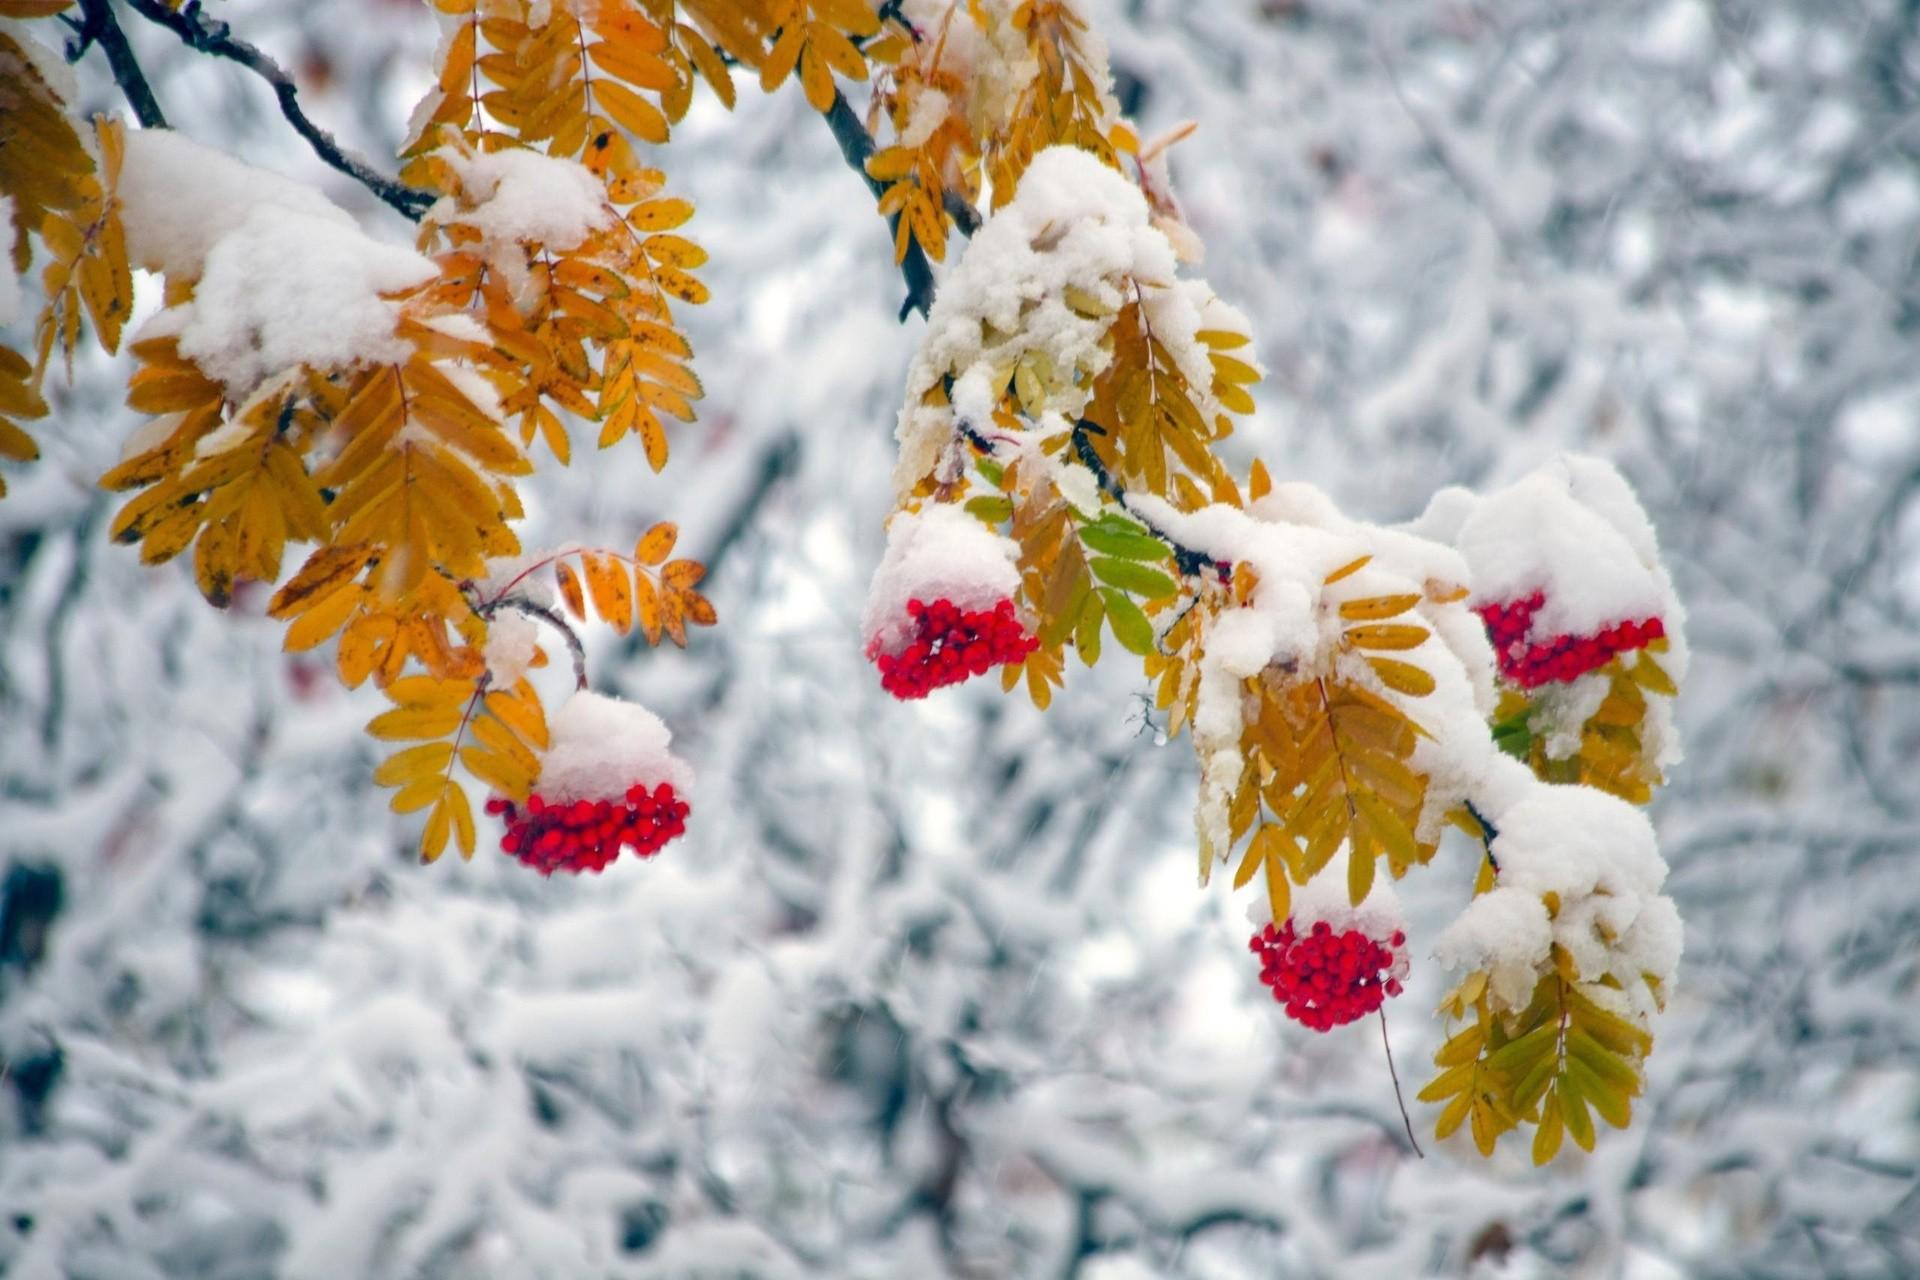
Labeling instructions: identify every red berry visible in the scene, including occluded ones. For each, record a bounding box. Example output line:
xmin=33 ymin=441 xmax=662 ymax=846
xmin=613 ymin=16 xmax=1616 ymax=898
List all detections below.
xmin=1476 ymin=590 xmax=1666 ymax=689
xmin=490 ymin=780 xmax=690 ymax=876
xmin=872 ymin=595 xmax=1040 ymax=700
xmin=1251 ymin=918 xmax=1408 ymax=1031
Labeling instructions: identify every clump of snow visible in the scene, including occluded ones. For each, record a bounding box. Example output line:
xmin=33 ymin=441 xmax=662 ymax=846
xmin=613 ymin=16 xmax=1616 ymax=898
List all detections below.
xmin=118 ymin=130 xmax=359 ymax=280
xmin=481 ymin=610 xmax=539 ymax=687
xmin=1410 ymin=453 xmax=1690 ymax=772
xmin=861 ymin=503 xmax=1022 ymax=657
xmin=538 ymin=690 xmax=693 ymax=804
xmin=0 ymin=194 xmax=19 ymax=327
xmin=430 ymin=146 xmax=610 ymax=251
xmin=893 ymin=146 xmax=1184 ymax=492
xmin=1430 ymin=454 xmax=1678 ymax=642
xmin=1435 ymin=781 xmax=1681 ymax=1020
xmin=169 ymin=206 xmax=436 ymax=394
xmin=475 ymin=554 xmax=558 ymax=610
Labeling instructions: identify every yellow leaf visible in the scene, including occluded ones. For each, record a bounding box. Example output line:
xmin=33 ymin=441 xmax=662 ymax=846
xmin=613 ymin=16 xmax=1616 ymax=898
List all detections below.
xmin=368 ymin=704 xmax=466 ymax=741
xmin=421 ymin=791 xmax=453 ymax=862
xmin=1345 ymin=622 xmax=1429 ymax=650
xmin=1324 ymin=555 xmax=1371 ymax=585
xmin=461 ymin=744 xmax=534 ymax=796
xmin=1368 ymin=657 xmax=1436 ymax=697
xmin=484 ymin=683 xmax=549 ymax=750
xmin=593 ymin=78 xmax=670 ymax=144
xmin=799 ymin=42 xmax=835 ymax=112
xmin=1338 ymin=594 xmax=1420 ymax=621
xmin=448 ymin=785 xmax=476 ymax=859
xmin=629 ymin=197 xmax=694 ymax=231
xmin=760 ymin=21 xmax=804 ymax=91
xmin=375 ymin=741 xmax=457 ymax=787
xmin=391 ymin=777 xmax=444 ymax=814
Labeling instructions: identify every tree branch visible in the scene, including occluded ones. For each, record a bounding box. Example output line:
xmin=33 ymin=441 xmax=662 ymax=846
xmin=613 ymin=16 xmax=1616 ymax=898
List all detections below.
xmin=71 ymin=0 xmax=168 ymax=129
xmin=1069 ymin=418 xmax=1217 ymax=579
xmin=117 ymin=0 xmax=434 ymax=222
xmin=821 ymin=88 xmax=948 ymax=321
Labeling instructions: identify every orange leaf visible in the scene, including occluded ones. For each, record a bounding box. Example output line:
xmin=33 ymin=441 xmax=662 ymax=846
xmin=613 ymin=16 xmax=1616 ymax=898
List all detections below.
xmin=582 ymin=551 xmax=633 ymax=632
xmin=555 ymin=559 xmax=587 ymax=618
xmin=635 ymin=521 xmax=677 ymax=565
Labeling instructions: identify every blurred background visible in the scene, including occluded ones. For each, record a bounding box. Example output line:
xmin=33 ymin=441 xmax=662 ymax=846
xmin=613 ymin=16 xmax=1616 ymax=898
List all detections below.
xmin=2 ymin=1 xmax=1918 ymax=1276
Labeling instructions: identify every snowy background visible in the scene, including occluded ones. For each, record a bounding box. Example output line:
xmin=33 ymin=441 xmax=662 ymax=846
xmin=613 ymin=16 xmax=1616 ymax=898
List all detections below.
xmin=3 ymin=0 xmax=1918 ymax=1276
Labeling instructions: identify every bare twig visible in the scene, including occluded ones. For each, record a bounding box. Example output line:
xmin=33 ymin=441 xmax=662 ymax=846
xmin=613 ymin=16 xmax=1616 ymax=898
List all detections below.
xmin=71 ymin=0 xmax=168 ymax=129
xmin=118 ymin=0 xmax=434 ymax=221
xmin=1379 ymin=1006 xmax=1425 ymax=1158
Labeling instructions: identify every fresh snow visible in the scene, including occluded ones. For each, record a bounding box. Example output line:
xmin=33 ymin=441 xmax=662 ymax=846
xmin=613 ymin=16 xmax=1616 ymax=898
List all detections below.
xmin=860 ymin=502 xmax=1022 ymax=657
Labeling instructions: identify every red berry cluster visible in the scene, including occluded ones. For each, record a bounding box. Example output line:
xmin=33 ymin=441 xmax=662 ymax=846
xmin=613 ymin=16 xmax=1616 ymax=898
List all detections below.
xmin=1250 ymin=919 xmax=1406 ymax=1032
xmin=873 ymin=597 xmax=1039 ymax=700
xmin=485 ymin=782 xmax=689 ymax=876
xmin=1477 ymin=590 xmax=1666 ymax=689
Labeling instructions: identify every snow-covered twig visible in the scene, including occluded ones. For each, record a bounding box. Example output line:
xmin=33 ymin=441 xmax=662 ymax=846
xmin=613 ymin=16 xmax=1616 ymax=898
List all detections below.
xmin=117 ymin=0 xmax=435 ymax=222
xmin=473 ymin=596 xmax=589 ymax=692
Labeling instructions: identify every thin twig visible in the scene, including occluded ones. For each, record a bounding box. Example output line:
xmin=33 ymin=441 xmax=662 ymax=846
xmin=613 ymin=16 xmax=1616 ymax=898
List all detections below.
xmin=474 ymin=596 xmax=589 ymax=692
xmin=1379 ymin=1006 xmax=1425 ymax=1158
xmin=118 ymin=0 xmax=435 ymax=221
xmin=72 ymin=0 xmax=168 ymax=129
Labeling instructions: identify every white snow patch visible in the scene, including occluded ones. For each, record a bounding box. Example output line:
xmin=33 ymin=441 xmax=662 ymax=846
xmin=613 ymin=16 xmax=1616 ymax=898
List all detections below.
xmin=538 ymin=690 xmax=693 ymax=803
xmin=862 ymin=503 xmax=1022 ymax=656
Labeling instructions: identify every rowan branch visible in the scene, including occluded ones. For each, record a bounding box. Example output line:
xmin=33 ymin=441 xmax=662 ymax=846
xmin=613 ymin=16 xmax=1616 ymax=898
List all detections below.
xmin=117 ymin=0 xmax=435 ymax=222
xmin=70 ymin=0 xmax=168 ymax=129
xmin=820 ymin=89 xmax=942 ymax=320
xmin=1071 ymin=418 xmax=1217 ymax=579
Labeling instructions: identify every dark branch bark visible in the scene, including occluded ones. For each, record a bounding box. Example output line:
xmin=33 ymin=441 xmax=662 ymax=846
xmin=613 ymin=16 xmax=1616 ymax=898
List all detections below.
xmin=118 ymin=0 xmax=434 ymax=222
xmin=1069 ymin=418 xmax=1216 ymax=579
xmin=821 ymin=89 xmax=949 ymax=321
xmin=71 ymin=0 xmax=168 ymax=129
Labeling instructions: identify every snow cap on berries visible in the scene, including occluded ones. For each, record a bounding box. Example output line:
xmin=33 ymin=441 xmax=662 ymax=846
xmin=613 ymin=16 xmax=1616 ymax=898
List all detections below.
xmin=538 ymin=690 xmax=693 ymax=805
xmin=862 ymin=503 xmax=1022 ymax=659
xmin=1433 ymin=454 xmax=1678 ymax=645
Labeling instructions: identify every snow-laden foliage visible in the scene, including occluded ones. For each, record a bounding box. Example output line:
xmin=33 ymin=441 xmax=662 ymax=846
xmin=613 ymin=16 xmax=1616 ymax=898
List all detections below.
xmin=0 ymin=1 xmax=1914 ymax=1279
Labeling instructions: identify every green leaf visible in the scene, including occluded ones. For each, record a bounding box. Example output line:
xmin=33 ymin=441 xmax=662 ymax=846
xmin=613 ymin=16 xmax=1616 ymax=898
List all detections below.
xmin=975 ymin=458 xmax=1005 ymax=487
xmin=1073 ymin=591 xmax=1104 ymax=667
xmin=1099 ymin=587 xmax=1154 ymax=655
xmin=1078 ymin=524 xmax=1170 ymax=561
xmin=1089 ymin=556 xmax=1178 ymax=600
xmin=965 ymin=495 xmax=1014 ymax=524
